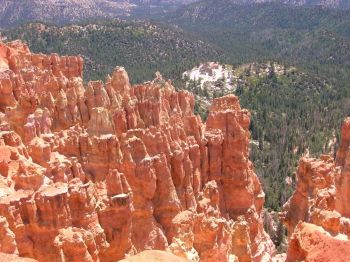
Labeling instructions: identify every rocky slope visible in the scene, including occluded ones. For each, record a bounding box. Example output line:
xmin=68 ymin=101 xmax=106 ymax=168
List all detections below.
xmin=0 ymin=40 xmax=275 ymax=261
xmin=282 ymin=118 xmax=350 ymax=260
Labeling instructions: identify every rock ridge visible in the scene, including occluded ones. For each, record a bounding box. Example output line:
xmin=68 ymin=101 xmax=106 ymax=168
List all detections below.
xmin=282 ymin=117 xmax=350 ymax=261
xmin=0 ymin=40 xmax=274 ymax=261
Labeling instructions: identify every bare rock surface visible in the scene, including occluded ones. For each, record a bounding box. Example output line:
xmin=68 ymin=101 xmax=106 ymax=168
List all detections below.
xmin=0 ymin=40 xmax=274 ymax=261
xmin=282 ymin=117 xmax=350 ymax=261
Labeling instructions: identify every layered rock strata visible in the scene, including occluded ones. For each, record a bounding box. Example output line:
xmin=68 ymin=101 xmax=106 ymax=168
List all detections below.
xmin=282 ymin=118 xmax=350 ymax=261
xmin=0 ymin=40 xmax=274 ymax=261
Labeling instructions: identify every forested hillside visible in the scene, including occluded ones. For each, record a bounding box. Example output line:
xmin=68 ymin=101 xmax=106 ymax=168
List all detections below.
xmin=3 ymin=21 xmax=223 ymax=83
xmin=0 ymin=0 xmax=198 ymax=28
xmin=170 ymin=2 xmax=350 ymax=67
xmin=183 ymin=61 xmax=349 ymax=209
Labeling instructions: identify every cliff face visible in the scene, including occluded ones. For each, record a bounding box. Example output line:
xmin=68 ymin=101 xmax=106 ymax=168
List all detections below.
xmin=0 ymin=40 xmax=274 ymax=261
xmin=282 ymin=118 xmax=350 ymax=261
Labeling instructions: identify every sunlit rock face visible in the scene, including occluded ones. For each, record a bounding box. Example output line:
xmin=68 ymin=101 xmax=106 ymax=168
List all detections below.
xmin=282 ymin=117 xmax=350 ymax=261
xmin=0 ymin=40 xmax=275 ymax=261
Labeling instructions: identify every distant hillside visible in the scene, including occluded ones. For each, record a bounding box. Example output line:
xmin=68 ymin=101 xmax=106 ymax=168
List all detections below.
xmin=170 ymin=2 xmax=350 ymax=68
xmin=281 ymin=0 xmax=349 ymax=8
xmin=186 ymin=0 xmax=350 ymax=8
xmin=0 ymin=0 xmax=347 ymax=28
xmin=0 ymin=0 xmax=131 ymax=27
xmin=0 ymin=0 xmax=198 ymax=28
xmin=3 ymin=21 xmax=223 ymax=83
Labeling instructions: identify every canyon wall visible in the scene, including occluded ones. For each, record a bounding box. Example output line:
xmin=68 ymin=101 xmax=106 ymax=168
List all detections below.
xmin=0 ymin=41 xmax=275 ymax=261
xmin=282 ymin=118 xmax=350 ymax=261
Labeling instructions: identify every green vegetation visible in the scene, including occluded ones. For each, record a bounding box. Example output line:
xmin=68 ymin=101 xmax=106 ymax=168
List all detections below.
xmin=170 ymin=2 xmax=350 ymax=67
xmin=238 ymin=70 xmax=348 ymax=209
xmin=3 ymin=20 xmax=223 ymax=84
xmin=183 ymin=61 xmax=350 ymax=210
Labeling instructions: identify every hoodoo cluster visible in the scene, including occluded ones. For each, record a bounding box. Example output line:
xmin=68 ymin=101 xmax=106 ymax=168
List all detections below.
xmin=1 ymin=40 xmax=350 ymax=262
xmin=0 ymin=41 xmax=274 ymax=261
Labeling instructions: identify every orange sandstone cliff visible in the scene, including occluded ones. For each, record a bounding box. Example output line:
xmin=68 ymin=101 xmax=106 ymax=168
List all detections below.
xmin=282 ymin=118 xmax=350 ymax=261
xmin=0 ymin=40 xmax=275 ymax=261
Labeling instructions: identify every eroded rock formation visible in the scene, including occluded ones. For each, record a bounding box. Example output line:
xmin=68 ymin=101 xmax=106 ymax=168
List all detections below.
xmin=282 ymin=117 xmax=350 ymax=261
xmin=0 ymin=40 xmax=274 ymax=261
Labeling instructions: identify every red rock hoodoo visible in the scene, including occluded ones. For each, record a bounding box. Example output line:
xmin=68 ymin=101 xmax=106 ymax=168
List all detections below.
xmin=282 ymin=117 xmax=350 ymax=261
xmin=0 ymin=40 xmax=275 ymax=261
